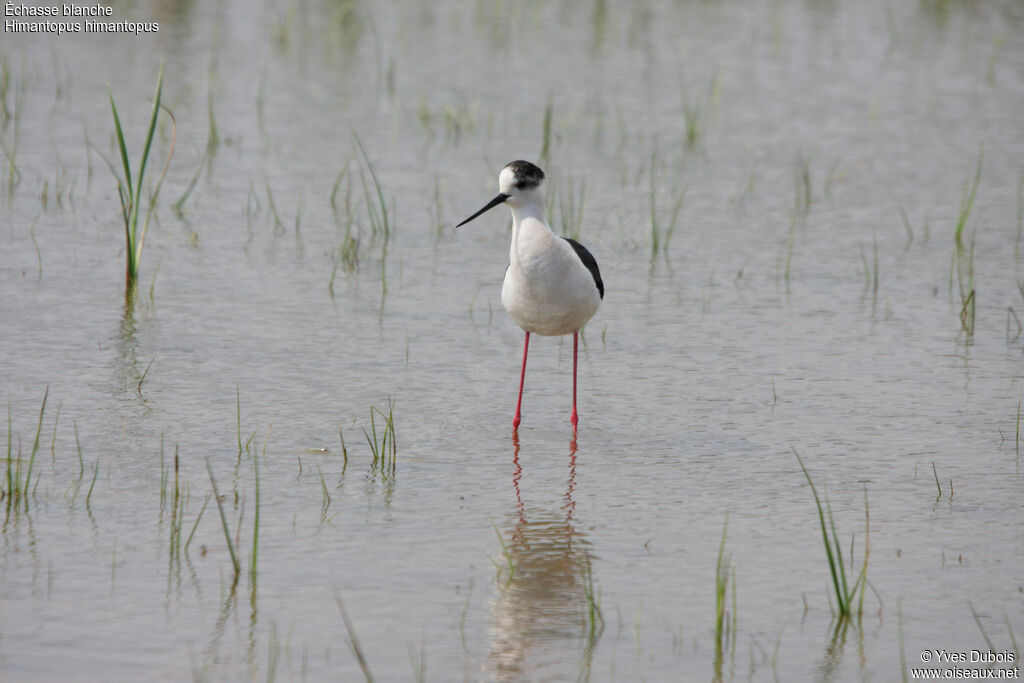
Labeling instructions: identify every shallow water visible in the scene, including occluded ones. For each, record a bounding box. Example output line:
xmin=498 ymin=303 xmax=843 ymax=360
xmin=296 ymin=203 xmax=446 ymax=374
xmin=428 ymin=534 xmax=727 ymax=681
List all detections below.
xmin=2 ymin=1 xmax=1023 ymax=680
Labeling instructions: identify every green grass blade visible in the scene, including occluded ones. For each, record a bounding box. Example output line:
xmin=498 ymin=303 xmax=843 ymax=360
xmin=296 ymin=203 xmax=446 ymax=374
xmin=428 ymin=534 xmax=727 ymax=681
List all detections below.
xmin=336 ymin=592 xmax=375 ymax=683
xmin=206 ymin=457 xmax=240 ymax=579
xmin=236 ymin=385 xmax=242 ymax=457
xmin=250 ymin=445 xmax=260 ymax=584
xmin=715 ymin=511 xmax=731 ymax=638
xmin=86 ymin=459 xmax=99 ymax=510
xmin=824 ymin=492 xmax=850 ymax=612
xmin=108 ymin=89 xmax=133 ymax=200
xmin=109 ymin=91 xmax=135 ymax=279
xmin=354 ymin=134 xmax=389 ymax=239
xmin=185 ymin=492 xmax=211 ymax=554
xmin=5 ymin=402 xmax=12 ymax=512
xmin=23 ymin=386 xmax=48 ymax=511
xmin=955 ymin=147 xmax=983 ymax=246
xmin=131 ymin=62 xmax=165 ymax=269
xmin=795 ymin=450 xmax=846 ymax=616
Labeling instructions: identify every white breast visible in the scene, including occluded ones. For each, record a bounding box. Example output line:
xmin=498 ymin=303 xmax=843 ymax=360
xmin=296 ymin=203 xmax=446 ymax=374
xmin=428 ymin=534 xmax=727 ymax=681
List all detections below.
xmin=501 ymin=215 xmax=601 ymax=336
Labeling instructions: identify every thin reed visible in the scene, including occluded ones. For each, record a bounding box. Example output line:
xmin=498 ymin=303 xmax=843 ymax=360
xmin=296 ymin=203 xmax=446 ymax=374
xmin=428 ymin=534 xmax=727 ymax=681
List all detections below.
xmin=955 ymin=147 xmax=983 ymax=246
xmin=581 ymin=549 xmax=604 ymax=640
xmin=250 ymin=445 xmax=261 ymax=585
xmin=336 ymin=592 xmax=375 ymax=682
xmin=714 ymin=512 xmax=734 ymax=650
xmin=206 ymin=458 xmax=240 ymax=581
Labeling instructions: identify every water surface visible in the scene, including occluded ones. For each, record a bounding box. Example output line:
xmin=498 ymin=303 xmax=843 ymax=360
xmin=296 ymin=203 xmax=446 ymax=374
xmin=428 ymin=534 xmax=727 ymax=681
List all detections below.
xmin=2 ymin=1 xmax=1023 ymax=680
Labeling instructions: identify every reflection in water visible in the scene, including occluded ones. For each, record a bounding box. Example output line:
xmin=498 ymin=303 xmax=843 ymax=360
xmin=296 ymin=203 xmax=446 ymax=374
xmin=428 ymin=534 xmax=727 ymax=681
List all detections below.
xmin=485 ymin=435 xmax=598 ymax=681
xmin=115 ymin=287 xmax=158 ymax=404
xmin=117 ymin=289 xmax=140 ymax=392
xmin=818 ymin=616 xmax=866 ymax=682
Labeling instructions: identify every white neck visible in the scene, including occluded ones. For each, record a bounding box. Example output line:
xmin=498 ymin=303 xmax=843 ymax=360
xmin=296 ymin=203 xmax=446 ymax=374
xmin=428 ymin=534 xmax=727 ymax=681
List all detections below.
xmin=509 ymin=199 xmax=545 ymax=228
xmin=507 ymin=193 xmax=555 ymax=266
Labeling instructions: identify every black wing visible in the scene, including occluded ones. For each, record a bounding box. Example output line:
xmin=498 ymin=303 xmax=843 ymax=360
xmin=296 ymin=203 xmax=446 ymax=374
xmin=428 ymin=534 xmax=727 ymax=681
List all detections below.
xmin=563 ymin=237 xmax=604 ymax=300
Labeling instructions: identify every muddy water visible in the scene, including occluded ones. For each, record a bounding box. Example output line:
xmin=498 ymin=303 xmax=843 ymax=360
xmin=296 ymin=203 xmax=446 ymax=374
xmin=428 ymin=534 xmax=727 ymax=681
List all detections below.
xmin=2 ymin=1 xmax=1023 ymax=680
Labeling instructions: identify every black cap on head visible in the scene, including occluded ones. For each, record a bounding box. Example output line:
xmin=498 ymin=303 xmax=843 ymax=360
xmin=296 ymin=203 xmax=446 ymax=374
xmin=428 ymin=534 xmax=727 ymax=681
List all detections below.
xmin=505 ymin=160 xmax=545 ymax=191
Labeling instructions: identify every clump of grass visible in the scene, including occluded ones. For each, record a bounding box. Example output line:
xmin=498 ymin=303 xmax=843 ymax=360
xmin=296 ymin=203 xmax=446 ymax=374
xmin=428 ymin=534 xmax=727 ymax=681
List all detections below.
xmin=5 ymin=387 xmax=48 ymax=514
xmin=329 ymin=163 xmax=360 ymax=289
xmin=948 ymin=149 xmax=982 ymax=336
xmin=681 ymin=76 xmax=715 ymax=149
xmin=795 ymin=450 xmax=869 ymax=619
xmin=955 ymin=147 xmax=983 ymax=247
xmin=109 ymin=63 xmax=175 ymax=286
xmin=648 ymin=153 xmax=686 ymax=262
xmin=363 ymin=399 xmax=396 ymax=474
xmin=354 ymin=135 xmax=391 ymax=242
xmin=548 ymin=175 xmax=586 ymax=242
xmin=954 ymin=232 xmax=976 ymax=336
xmin=713 ymin=512 xmax=737 ymax=682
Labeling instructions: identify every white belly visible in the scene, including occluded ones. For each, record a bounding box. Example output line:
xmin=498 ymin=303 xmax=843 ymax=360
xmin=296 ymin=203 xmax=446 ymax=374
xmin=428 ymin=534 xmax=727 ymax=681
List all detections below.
xmin=501 ymin=245 xmax=601 ymax=336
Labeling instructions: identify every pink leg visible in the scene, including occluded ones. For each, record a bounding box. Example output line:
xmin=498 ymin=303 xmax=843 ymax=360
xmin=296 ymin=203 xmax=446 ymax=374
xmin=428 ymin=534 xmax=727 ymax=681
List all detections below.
xmin=513 ymin=331 xmax=530 ymax=430
xmin=571 ymin=331 xmax=579 ymax=431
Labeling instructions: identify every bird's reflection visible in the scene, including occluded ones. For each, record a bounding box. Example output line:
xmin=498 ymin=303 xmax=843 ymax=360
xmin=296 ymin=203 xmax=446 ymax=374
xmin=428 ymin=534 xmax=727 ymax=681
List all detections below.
xmin=484 ymin=433 xmax=599 ymax=681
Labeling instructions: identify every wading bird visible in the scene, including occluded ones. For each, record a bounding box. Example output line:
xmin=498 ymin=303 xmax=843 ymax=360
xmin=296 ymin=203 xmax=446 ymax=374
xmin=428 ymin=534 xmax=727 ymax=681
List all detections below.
xmin=457 ymin=161 xmax=604 ymax=432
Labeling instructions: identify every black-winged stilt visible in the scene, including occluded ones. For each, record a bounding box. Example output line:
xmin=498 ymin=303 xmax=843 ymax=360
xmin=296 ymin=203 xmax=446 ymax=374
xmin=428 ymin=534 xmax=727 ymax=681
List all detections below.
xmin=457 ymin=160 xmax=604 ymax=432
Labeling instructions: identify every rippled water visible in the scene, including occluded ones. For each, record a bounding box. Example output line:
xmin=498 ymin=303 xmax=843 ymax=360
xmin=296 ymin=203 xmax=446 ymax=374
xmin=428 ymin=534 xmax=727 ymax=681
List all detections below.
xmin=2 ymin=1 xmax=1023 ymax=680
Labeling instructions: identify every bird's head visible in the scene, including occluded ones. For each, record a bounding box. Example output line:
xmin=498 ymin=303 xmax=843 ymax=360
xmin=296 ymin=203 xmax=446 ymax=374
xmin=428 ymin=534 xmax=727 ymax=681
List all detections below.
xmin=457 ymin=160 xmax=545 ymax=227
